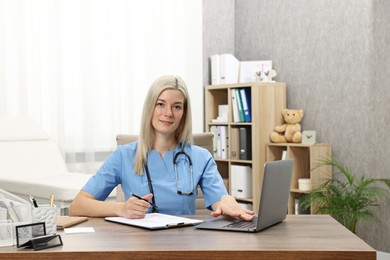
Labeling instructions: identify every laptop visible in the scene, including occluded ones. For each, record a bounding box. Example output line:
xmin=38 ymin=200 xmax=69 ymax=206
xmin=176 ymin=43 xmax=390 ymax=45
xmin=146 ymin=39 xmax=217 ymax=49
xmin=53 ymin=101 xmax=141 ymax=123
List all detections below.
xmin=195 ymin=159 xmax=293 ymax=232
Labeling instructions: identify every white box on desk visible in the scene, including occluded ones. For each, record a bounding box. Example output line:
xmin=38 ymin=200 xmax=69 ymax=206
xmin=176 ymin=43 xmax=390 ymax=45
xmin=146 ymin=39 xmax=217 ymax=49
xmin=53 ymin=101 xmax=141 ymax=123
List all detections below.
xmin=231 ymin=165 xmax=252 ymax=199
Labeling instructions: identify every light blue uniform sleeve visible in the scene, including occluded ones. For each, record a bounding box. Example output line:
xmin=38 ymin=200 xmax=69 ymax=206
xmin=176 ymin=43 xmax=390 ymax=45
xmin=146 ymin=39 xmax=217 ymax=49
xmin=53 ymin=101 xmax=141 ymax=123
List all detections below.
xmin=81 ymin=146 xmax=125 ymax=201
xmin=194 ymin=146 xmax=228 ymax=210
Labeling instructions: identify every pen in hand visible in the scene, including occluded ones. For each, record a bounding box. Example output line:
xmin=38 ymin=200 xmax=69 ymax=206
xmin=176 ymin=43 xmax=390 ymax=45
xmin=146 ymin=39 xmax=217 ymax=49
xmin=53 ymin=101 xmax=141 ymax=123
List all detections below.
xmin=131 ymin=193 xmax=158 ymax=210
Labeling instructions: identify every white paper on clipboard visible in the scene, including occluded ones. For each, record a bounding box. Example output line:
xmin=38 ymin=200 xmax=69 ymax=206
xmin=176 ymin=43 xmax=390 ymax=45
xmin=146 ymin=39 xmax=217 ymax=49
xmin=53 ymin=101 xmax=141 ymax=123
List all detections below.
xmin=105 ymin=213 xmax=203 ymax=230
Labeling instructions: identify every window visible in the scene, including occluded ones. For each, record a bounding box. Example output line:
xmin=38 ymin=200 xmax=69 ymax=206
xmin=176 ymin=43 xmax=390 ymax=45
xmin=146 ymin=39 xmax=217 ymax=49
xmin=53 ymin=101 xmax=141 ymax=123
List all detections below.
xmin=0 ymin=0 xmax=203 ymax=173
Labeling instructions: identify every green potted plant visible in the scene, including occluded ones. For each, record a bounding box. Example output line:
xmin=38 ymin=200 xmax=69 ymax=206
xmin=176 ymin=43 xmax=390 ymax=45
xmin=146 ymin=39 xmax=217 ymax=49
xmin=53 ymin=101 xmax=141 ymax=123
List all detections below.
xmin=298 ymin=156 xmax=390 ymax=233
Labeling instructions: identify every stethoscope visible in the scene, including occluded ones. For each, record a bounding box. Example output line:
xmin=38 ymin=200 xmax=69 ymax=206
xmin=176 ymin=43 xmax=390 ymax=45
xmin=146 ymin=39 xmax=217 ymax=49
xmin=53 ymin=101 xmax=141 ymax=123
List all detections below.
xmin=144 ymin=145 xmax=194 ymax=212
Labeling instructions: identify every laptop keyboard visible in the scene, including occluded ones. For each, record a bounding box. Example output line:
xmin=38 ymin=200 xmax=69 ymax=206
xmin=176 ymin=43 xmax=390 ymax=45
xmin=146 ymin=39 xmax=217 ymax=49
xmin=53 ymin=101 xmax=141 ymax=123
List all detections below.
xmin=224 ymin=216 xmax=258 ymax=229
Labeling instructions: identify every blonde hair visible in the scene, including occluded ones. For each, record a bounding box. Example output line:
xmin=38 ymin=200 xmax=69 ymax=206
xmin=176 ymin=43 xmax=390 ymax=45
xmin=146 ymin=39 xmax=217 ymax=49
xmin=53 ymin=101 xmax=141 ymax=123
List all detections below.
xmin=134 ymin=75 xmax=193 ymax=174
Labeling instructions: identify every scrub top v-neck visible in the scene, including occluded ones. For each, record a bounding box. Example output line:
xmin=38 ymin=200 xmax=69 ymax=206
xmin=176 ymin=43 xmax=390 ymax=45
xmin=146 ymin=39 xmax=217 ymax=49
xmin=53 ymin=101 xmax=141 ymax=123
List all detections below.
xmin=82 ymin=141 xmax=228 ymax=215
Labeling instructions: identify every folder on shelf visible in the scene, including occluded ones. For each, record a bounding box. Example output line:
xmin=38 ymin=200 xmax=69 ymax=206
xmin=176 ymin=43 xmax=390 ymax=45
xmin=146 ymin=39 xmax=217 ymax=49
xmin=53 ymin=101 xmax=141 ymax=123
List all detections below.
xmin=239 ymin=88 xmax=251 ymax=122
xmin=239 ymin=127 xmax=252 ymax=160
xmin=220 ymin=126 xmax=228 ymax=159
xmin=209 ymin=125 xmax=218 ymax=159
xmin=230 ymin=127 xmax=240 ymax=160
xmin=231 ymin=165 xmax=252 ymax=199
xmin=235 ymin=89 xmax=245 ymax=122
xmin=217 ymin=126 xmax=222 ymax=159
xmin=210 ymin=54 xmax=240 ymax=85
xmin=231 ymin=89 xmax=240 ymax=123
xmin=219 ymin=54 xmax=240 ymax=84
xmin=210 ymin=54 xmax=220 ymax=85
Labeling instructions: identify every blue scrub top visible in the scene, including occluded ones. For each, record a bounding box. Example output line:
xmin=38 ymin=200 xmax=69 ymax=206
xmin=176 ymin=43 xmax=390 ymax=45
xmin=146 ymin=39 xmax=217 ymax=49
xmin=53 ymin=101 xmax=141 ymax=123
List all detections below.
xmin=82 ymin=142 xmax=228 ymax=215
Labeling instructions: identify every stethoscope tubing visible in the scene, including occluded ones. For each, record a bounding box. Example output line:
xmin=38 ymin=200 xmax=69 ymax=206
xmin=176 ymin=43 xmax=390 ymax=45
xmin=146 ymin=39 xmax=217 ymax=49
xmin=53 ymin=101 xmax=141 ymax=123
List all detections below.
xmin=143 ymin=144 xmax=194 ymax=211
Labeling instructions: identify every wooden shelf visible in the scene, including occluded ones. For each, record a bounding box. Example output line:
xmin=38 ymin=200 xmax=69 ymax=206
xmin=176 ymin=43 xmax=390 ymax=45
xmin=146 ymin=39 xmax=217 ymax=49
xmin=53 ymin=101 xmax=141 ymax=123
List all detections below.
xmin=266 ymin=143 xmax=332 ymax=214
xmin=205 ymin=82 xmax=286 ymax=211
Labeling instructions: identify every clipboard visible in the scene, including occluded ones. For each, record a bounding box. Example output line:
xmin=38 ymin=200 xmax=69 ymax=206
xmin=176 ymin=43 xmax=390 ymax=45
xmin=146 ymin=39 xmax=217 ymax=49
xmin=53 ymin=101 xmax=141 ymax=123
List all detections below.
xmin=57 ymin=216 xmax=89 ymax=230
xmin=105 ymin=213 xmax=203 ymax=230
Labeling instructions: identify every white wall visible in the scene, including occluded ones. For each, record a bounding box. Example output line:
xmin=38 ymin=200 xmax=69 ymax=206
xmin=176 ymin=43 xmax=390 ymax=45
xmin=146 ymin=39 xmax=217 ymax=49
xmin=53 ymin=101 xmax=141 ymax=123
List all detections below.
xmin=127 ymin=1 xmax=204 ymax=135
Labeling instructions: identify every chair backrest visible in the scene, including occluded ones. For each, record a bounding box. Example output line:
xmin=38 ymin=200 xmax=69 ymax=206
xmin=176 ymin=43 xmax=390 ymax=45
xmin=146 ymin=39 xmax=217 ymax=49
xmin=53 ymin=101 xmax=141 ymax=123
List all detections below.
xmin=114 ymin=133 xmax=213 ymax=204
xmin=116 ymin=133 xmax=213 ymax=154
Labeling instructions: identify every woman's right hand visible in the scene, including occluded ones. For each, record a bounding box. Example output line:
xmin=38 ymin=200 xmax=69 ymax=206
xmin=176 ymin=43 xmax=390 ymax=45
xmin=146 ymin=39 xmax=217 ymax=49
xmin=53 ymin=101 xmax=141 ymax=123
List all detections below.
xmin=120 ymin=193 xmax=154 ymax=219
xmin=70 ymin=191 xmax=154 ymax=219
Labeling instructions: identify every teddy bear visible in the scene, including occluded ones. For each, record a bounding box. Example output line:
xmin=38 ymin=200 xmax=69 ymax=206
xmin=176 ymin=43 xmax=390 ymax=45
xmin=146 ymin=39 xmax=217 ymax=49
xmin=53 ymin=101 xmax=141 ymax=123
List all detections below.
xmin=270 ymin=108 xmax=304 ymax=143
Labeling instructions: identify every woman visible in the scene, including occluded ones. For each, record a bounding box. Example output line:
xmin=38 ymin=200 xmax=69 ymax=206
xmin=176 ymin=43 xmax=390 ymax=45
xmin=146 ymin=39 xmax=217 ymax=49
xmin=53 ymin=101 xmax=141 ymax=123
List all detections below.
xmin=70 ymin=75 xmax=254 ymax=221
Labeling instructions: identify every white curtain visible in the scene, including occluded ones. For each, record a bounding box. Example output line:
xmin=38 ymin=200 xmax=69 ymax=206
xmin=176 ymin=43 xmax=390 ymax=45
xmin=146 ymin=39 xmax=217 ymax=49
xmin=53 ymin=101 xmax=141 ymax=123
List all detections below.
xmin=0 ymin=0 xmax=203 ymax=174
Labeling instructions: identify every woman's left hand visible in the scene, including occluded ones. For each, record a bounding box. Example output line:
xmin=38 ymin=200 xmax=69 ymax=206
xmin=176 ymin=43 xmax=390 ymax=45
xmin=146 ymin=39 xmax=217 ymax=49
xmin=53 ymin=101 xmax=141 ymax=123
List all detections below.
xmin=211 ymin=195 xmax=255 ymax=221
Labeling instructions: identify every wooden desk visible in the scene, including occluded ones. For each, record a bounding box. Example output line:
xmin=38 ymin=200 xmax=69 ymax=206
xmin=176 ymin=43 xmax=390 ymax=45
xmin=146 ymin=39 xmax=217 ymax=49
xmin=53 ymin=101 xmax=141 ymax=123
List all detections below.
xmin=0 ymin=215 xmax=375 ymax=259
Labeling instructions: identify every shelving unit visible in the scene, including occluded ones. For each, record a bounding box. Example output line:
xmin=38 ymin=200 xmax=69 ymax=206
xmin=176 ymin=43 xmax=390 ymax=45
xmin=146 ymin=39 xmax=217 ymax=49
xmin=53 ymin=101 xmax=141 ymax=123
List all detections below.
xmin=266 ymin=143 xmax=332 ymax=214
xmin=205 ymin=82 xmax=286 ymax=212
